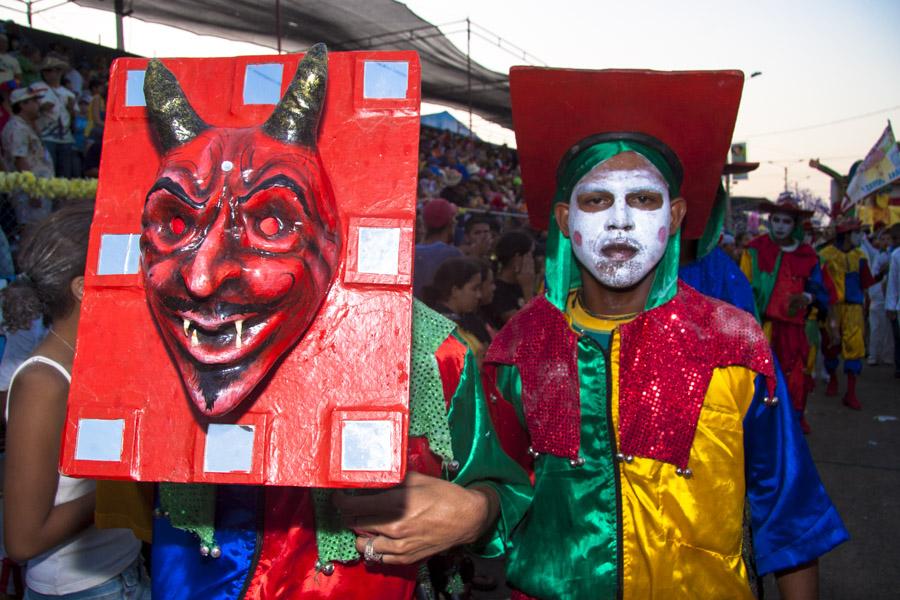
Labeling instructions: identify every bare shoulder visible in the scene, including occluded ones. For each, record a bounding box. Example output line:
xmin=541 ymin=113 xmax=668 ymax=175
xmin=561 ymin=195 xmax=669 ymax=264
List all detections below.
xmin=8 ymin=361 xmax=69 ymax=414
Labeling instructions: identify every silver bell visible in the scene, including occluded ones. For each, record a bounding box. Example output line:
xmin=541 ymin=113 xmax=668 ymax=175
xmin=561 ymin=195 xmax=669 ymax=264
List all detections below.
xmin=209 ymin=545 xmax=222 ymax=559
xmin=315 ymin=560 xmax=335 ymax=576
xmin=527 ymin=446 xmax=540 ymax=458
xmin=569 ymin=457 xmax=585 ymax=467
xmin=199 ymin=545 xmax=210 ymax=557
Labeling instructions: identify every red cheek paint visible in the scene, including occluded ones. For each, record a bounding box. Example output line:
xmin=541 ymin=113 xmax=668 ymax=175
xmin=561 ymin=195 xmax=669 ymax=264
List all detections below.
xmin=573 ymin=230 xmax=583 ymax=247
xmin=657 ymin=226 xmax=668 ymax=243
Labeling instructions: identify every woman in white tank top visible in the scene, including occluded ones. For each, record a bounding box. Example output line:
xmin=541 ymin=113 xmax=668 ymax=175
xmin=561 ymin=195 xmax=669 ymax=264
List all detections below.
xmin=1 ymin=205 xmax=146 ymax=599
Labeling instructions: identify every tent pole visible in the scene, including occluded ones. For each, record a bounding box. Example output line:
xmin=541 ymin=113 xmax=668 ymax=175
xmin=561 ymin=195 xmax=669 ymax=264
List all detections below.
xmin=114 ymin=0 xmax=124 ymax=50
xmin=275 ymin=0 xmax=282 ymax=53
xmin=467 ymin=17 xmax=472 ymax=137
xmin=26 ymin=0 xmax=33 ymax=26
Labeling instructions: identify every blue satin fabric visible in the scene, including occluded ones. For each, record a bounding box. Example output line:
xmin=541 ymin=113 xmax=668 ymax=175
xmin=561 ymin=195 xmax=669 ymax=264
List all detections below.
xmin=806 ymin=263 xmax=831 ymax=307
xmin=844 ymin=270 xmax=864 ymax=304
xmin=152 ymin=485 xmax=259 ymax=599
xmin=679 ymin=246 xmax=758 ymax=319
xmin=743 ymin=367 xmax=849 ymax=575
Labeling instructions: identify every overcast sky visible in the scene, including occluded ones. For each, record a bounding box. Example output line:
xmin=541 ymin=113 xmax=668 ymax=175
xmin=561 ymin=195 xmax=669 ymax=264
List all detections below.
xmin=1 ymin=0 xmax=897 ymax=203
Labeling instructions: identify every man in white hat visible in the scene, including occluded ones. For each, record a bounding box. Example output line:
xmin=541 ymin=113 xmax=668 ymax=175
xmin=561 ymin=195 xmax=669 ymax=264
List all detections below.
xmin=36 ymin=55 xmax=76 ymax=177
xmin=1 ymin=85 xmax=53 ymax=227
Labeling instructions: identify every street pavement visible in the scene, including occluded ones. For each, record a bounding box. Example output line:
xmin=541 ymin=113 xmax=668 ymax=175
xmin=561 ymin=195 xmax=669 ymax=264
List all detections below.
xmin=767 ymin=361 xmax=899 ymax=600
xmin=473 ymin=361 xmax=899 ymax=599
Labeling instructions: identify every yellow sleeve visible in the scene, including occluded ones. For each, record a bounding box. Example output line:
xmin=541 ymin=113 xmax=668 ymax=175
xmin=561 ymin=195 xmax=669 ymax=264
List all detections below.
xmin=739 ymin=250 xmax=753 ymax=282
xmin=95 ymin=480 xmax=155 ymax=543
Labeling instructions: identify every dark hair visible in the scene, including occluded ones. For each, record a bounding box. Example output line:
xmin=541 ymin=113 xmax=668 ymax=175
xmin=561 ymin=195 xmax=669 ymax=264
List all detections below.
xmin=1 ymin=203 xmax=94 ymax=332
xmin=495 ymin=230 xmax=534 ymax=267
xmin=463 ymin=214 xmax=494 ymax=235
xmin=422 ymin=257 xmax=482 ymax=308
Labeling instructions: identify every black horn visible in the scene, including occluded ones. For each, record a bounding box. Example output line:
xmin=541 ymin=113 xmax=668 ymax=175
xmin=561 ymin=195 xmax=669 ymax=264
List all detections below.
xmin=262 ymin=43 xmax=328 ymax=147
xmin=143 ymin=59 xmax=209 ymax=152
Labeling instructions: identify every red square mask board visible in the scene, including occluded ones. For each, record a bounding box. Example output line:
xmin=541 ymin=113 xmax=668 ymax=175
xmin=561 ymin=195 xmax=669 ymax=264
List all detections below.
xmin=59 ymin=47 xmax=421 ymax=487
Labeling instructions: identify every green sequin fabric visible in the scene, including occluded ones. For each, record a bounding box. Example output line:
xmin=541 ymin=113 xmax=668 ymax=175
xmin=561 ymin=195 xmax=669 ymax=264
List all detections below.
xmin=312 ymin=489 xmax=360 ymax=566
xmin=159 ymin=483 xmax=217 ymax=549
xmin=409 ymin=299 xmax=456 ymax=463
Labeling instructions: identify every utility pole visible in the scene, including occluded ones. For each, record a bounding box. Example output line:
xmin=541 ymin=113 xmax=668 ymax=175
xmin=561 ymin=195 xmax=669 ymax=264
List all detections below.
xmin=114 ymin=0 xmax=125 ymax=51
xmin=784 ymin=166 xmax=788 ymax=191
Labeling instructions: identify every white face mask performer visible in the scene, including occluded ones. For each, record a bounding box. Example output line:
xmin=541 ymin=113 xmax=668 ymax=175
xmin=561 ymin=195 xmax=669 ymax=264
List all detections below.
xmin=557 ymin=151 xmax=684 ymax=290
xmin=769 ymin=212 xmax=796 ymax=243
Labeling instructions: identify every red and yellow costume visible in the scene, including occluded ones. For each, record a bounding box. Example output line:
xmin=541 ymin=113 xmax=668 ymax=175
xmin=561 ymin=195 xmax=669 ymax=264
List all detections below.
xmin=741 ymin=229 xmax=834 ymax=425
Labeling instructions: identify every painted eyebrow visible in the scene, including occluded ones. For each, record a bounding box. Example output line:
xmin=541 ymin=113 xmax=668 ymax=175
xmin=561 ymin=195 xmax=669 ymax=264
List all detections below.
xmin=235 ymin=174 xmax=311 ymax=218
xmin=146 ymin=177 xmax=205 ymax=209
xmin=574 ymin=180 xmax=668 ymax=195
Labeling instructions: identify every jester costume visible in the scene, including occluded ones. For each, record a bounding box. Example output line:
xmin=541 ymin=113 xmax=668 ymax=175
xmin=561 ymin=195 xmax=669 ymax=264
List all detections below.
xmin=477 ymin=68 xmax=848 ymax=599
xmin=741 ymin=206 xmax=833 ymax=428
xmin=146 ymin=300 xmax=528 ymax=599
xmin=818 ymin=221 xmax=876 ymax=408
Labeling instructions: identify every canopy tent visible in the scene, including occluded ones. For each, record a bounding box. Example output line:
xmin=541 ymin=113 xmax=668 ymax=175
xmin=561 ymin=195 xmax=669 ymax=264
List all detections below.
xmin=73 ymin=0 xmax=513 ymax=127
xmin=421 ymin=110 xmax=477 ymax=138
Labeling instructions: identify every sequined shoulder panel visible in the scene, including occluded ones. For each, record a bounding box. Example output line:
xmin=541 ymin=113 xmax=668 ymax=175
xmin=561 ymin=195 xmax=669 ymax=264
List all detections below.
xmin=617 ymin=283 xmax=776 ymax=469
xmin=484 ymin=296 xmax=581 ymax=460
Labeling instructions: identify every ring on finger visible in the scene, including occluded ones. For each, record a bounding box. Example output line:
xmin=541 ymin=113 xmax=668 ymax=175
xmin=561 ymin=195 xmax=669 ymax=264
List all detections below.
xmin=364 ymin=536 xmax=384 ymax=564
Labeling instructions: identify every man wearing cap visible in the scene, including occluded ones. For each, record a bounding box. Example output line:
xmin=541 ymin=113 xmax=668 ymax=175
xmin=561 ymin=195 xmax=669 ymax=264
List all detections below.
xmin=741 ymin=194 xmax=835 ymax=432
xmin=36 ymin=55 xmax=76 ymax=177
xmin=413 ymin=197 xmax=462 ymax=298
xmin=1 ymin=85 xmax=53 ymax=227
xmin=818 ymin=217 xmax=877 ymax=409
xmin=471 ymin=68 xmax=847 ymax=600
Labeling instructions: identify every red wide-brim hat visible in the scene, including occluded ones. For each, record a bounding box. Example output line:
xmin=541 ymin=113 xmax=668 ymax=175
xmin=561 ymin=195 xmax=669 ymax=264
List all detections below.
xmin=509 ymin=68 xmax=744 ymax=239
xmin=834 ymin=216 xmax=863 ymax=234
xmin=757 ymin=196 xmax=814 ymax=219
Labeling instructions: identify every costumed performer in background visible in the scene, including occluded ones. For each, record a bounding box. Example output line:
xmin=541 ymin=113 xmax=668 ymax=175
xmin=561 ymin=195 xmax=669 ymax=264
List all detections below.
xmin=818 ymin=216 xmax=877 ymax=409
xmin=741 ymin=194 xmax=834 ymax=433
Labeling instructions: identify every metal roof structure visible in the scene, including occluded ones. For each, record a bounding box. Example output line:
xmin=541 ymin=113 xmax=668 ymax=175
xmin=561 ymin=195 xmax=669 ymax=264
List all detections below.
xmin=73 ymin=0 xmax=514 ymax=126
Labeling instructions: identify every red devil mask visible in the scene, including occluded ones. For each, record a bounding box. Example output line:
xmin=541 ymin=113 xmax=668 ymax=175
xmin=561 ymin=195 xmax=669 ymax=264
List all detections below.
xmin=140 ymin=44 xmax=341 ymax=417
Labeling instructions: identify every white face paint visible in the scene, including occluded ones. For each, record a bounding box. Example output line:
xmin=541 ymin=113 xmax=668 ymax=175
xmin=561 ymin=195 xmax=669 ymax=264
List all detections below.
xmin=769 ymin=213 xmax=796 ymax=241
xmin=850 ymin=230 xmax=862 ymax=247
xmin=568 ymin=166 xmax=671 ymax=288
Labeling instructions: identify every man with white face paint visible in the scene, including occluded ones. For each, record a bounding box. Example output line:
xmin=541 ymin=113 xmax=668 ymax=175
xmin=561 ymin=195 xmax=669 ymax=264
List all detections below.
xmin=567 ymin=155 xmax=674 ymax=290
xmin=818 ymin=216 xmax=877 ymax=409
xmin=473 ymin=68 xmax=846 ymax=600
xmin=741 ymin=194 xmax=835 ymax=433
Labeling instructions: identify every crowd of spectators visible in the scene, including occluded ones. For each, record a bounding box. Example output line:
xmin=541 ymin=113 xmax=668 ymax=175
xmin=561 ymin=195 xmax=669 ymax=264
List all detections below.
xmin=0 ymin=24 xmax=108 ymax=250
